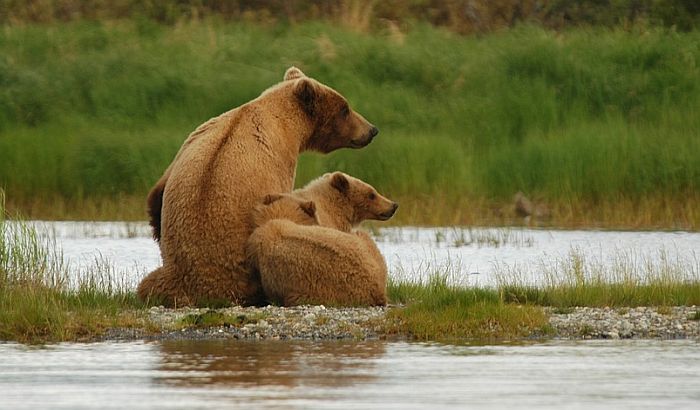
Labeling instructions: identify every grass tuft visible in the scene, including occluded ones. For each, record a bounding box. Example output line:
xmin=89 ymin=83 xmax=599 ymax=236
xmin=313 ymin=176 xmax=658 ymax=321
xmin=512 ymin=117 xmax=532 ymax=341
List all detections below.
xmin=387 ymin=246 xmax=700 ymax=341
xmin=497 ymin=247 xmax=700 ymax=307
xmin=0 ymin=192 xmax=143 ymax=344
xmin=387 ymin=273 xmax=550 ymax=342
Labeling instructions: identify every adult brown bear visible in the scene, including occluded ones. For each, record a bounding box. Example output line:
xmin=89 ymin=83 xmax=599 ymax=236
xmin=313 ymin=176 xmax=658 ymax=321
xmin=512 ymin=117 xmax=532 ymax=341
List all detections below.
xmin=137 ymin=67 xmax=378 ymax=306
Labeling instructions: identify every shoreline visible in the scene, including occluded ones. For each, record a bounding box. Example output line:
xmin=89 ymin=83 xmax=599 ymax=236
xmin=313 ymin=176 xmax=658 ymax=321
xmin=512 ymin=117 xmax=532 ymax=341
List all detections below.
xmin=546 ymin=306 xmax=700 ymax=340
xmin=100 ymin=305 xmax=700 ymax=343
xmin=7 ymin=196 xmax=700 ymax=232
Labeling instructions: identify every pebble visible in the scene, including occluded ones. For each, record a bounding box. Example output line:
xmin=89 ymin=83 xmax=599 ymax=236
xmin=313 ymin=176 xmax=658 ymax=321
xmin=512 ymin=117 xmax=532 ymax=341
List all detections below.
xmin=102 ymin=305 xmax=700 ymax=342
xmin=547 ymin=306 xmax=700 ymax=339
xmin=101 ymin=305 xmax=391 ymax=341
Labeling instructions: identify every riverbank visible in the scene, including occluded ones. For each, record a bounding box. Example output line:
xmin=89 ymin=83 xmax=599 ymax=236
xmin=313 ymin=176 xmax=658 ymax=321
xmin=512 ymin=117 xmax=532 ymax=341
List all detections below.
xmin=4 ymin=205 xmax=700 ymax=344
xmin=98 ymin=305 xmax=700 ymax=343
xmin=6 ymin=193 xmax=700 ymax=231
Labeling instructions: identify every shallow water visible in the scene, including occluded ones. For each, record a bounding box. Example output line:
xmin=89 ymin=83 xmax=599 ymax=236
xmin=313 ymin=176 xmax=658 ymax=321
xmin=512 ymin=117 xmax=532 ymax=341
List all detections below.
xmin=6 ymin=222 xmax=700 ymax=408
xmin=1 ymin=340 xmax=699 ymax=409
xmin=26 ymin=221 xmax=700 ymax=287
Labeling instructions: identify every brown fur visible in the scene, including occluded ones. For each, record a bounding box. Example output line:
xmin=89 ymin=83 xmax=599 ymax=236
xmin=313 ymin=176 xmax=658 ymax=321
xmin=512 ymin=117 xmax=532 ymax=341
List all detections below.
xmin=146 ymin=115 xmax=222 ymax=242
xmin=246 ymin=175 xmax=396 ymax=307
xmin=294 ymin=172 xmax=398 ymax=232
xmin=137 ymin=67 xmax=378 ymax=306
xmin=252 ymin=193 xmax=319 ymax=228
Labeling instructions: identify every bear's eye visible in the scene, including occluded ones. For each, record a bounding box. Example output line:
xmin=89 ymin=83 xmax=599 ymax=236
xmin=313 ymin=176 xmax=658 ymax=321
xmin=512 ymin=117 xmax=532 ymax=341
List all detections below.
xmin=368 ymin=192 xmax=376 ymax=201
xmin=340 ymin=105 xmax=350 ymax=117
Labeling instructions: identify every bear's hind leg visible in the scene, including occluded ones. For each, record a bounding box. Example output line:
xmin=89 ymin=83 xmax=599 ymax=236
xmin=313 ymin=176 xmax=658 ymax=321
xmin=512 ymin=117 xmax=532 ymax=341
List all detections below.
xmin=137 ymin=265 xmax=192 ymax=307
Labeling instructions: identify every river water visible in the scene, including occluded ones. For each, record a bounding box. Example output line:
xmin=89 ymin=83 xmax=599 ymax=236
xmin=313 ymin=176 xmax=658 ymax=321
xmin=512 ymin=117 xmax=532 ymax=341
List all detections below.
xmin=1 ymin=339 xmax=699 ymax=409
xmin=3 ymin=222 xmax=698 ymax=409
xmin=27 ymin=221 xmax=700 ymax=287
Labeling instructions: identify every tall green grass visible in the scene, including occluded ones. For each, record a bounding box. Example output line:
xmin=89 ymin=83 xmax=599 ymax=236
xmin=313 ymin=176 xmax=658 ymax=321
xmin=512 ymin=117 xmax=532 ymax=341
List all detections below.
xmin=0 ymin=192 xmax=143 ymax=343
xmin=498 ymin=247 xmax=700 ymax=307
xmin=387 ymin=245 xmax=700 ymax=341
xmin=387 ymin=273 xmax=551 ymax=341
xmin=0 ymin=21 xmax=699 ymax=226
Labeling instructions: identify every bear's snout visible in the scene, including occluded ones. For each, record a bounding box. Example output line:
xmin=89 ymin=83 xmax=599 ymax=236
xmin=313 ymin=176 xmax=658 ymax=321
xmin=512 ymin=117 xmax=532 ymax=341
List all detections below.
xmin=365 ymin=126 xmax=379 ymax=144
xmin=369 ymin=126 xmax=379 ymax=139
xmin=350 ymin=125 xmax=379 ymax=148
xmin=379 ymin=202 xmax=398 ymax=220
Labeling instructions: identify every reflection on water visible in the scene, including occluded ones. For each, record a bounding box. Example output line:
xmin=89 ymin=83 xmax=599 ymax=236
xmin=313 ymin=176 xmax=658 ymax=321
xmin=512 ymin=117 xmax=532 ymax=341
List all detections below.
xmin=1 ymin=340 xmax=699 ymax=409
xmin=157 ymin=340 xmax=383 ymax=389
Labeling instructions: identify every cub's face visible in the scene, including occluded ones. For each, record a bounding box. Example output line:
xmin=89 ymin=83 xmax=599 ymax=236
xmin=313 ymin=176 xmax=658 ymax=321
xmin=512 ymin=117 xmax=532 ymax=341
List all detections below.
xmin=285 ymin=67 xmax=378 ymax=153
xmin=252 ymin=193 xmax=319 ymax=227
xmin=328 ymin=172 xmax=398 ymax=223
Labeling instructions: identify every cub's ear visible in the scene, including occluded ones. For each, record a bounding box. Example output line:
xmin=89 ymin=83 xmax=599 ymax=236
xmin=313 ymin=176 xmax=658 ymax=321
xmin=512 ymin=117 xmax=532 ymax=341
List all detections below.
xmin=284 ymin=66 xmax=306 ymax=81
xmin=300 ymin=200 xmax=316 ymax=218
xmin=330 ymin=172 xmax=349 ymax=193
xmin=262 ymin=193 xmax=284 ymax=205
xmin=294 ymin=78 xmax=317 ymax=115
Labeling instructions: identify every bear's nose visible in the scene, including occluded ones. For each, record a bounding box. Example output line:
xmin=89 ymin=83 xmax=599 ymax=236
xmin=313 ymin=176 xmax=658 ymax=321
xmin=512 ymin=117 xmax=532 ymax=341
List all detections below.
xmin=381 ymin=202 xmax=398 ymax=219
xmin=369 ymin=126 xmax=379 ymax=139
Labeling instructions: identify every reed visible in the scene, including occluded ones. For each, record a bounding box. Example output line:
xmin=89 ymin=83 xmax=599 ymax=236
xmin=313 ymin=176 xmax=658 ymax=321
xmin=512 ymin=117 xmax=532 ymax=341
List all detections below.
xmin=387 ymin=273 xmax=551 ymax=341
xmin=497 ymin=247 xmax=700 ymax=307
xmin=0 ymin=193 xmax=143 ymax=344
xmin=386 ymin=245 xmax=700 ymax=341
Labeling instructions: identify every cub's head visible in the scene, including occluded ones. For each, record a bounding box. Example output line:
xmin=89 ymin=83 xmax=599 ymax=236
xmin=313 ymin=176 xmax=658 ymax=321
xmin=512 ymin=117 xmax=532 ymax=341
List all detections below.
xmin=325 ymin=172 xmax=398 ymax=225
xmin=284 ymin=66 xmax=378 ymax=153
xmin=251 ymin=193 xmax=319 ymax=228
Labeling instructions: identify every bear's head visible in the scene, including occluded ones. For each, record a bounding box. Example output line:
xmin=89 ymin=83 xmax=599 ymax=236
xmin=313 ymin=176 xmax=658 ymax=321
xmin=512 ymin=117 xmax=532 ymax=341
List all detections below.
xmin=325 ymin=171 xmax=398 ymax=225
xmin=284 ymin=67 xmax=378 ymax=153
xmin=252 ymin=193 xmax=319 ymax=228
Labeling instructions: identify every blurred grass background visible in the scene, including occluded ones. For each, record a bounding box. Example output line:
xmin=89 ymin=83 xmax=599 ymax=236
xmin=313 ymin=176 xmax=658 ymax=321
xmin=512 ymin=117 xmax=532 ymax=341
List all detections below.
xmin=1 ymin=0 xmax=699 ymax=228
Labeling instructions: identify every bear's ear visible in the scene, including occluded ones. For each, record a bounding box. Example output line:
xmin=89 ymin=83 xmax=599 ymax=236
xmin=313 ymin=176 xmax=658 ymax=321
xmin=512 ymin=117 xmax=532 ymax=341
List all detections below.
xmin=294 ymin=78 xmax=317 ymax=116
xmin=284 ymin=66 xmax=306 ymax=81
xmin=263 ymin=193 xmax=284 ymax=205
xmin=330 ymin=172 xmax=349 ymax=194
xmin=300 ymin=200 xmax=316 ymax=218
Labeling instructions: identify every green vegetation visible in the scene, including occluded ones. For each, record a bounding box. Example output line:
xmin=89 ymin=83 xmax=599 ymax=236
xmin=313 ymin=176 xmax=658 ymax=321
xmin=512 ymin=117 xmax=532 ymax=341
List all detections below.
xmin=3 ymin=0 xmax=699 ymax=33
xmin=1 ymin=20 xmax=699 ymax=228
xmin=177 ymin=310 xmax=268 ymax=329
xmin=387 ymin=274 xmax=552 ymax=341
xmin=0 ymin=195 xmax=145 ymax=343
xmin=497 ymin=248 xmax=700 ymax=307
xmin=387 ymin=247 xmax=700 ymax=341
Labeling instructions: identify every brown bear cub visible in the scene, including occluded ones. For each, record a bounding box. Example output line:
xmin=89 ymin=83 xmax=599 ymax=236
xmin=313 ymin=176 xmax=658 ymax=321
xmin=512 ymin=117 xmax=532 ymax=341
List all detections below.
xmin=138 ymin=67 xmax=378 ymax=307
xmin=247 ymin=173 xmax=397 ymax=307
xmin=252 ymin=193 xmax=319 ymax=229
xmin=293 ymin=171 xmax=399 ymax=232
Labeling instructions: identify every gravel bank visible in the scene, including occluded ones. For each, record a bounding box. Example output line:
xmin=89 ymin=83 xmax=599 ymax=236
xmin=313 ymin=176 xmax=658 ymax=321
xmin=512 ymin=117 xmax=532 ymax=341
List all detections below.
xmin=547 ymin=306 xmax=700 ymax=340
xmin=102 ymin=305 xmax=700 ymax=341
xmin=103 ymin=305 xmax=392 ymax=341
